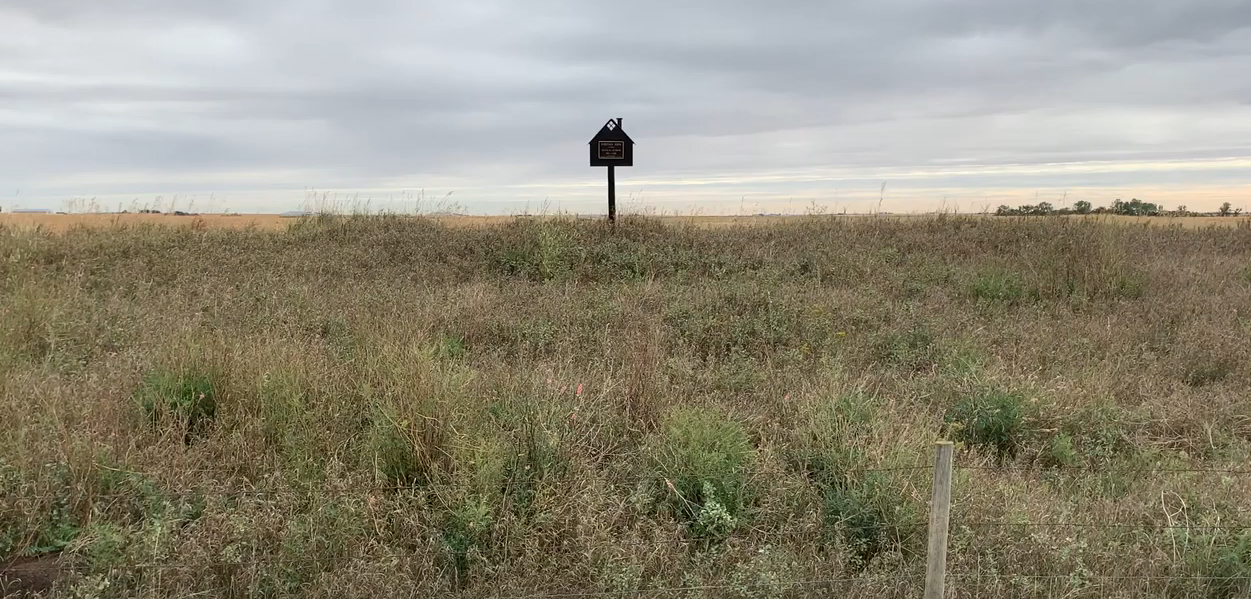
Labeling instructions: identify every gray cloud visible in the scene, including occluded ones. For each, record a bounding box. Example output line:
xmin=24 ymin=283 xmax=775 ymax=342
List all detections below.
xmin=2 ymin=0 xmax=1250 ymax=212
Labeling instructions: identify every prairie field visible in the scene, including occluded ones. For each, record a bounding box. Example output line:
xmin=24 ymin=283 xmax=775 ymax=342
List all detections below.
xmin=2 ymin=214 xmax=1251 ymax=598
xmin=2 ymin=211 xmax=1250 ymax=232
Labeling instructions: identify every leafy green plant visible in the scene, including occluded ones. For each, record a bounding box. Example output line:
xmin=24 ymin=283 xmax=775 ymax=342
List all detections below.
xmin=650 ymin=408 xmax=752 ymax=540
xmin=133 ymin=370 xmax=217 ymax=444
xmin=946 ymin=388 xmax=1029 ymax=461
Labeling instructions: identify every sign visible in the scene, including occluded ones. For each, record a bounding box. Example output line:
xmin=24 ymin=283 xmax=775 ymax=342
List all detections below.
xmin=597 ymin=140 xmax=625 ymax=160
xmin=587 ymin=118 xmax=636 ymax=223
xmin=588 ymin=118 xmax=634 ymax=167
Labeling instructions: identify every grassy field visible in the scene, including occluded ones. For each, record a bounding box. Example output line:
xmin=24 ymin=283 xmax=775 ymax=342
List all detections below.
xmin=2 ymin=214 xmax=1250 ymax=598
xmin=3 ymin=211 xmax=1251 ymax=231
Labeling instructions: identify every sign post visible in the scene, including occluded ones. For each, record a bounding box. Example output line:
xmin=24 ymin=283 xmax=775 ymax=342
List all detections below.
xmin=588 ymin=118 xmax=634 ymax=223
xmin=607 ymin=164 xmax=616 ymax=223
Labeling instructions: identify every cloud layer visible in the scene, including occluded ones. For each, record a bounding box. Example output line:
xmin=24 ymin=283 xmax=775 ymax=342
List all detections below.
xmin=3 ymin=0 xmax=1250 ymax=213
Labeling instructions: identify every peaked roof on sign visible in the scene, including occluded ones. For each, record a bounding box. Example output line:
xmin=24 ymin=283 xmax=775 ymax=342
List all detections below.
xmin=588 ymin=119 xmax=634 ymax=145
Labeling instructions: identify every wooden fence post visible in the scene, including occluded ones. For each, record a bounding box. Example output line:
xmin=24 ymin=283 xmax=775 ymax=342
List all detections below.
xmin=924 ymin=441 xmax=954 ymax=599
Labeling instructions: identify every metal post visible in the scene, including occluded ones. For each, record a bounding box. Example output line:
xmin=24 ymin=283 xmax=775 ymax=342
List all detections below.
xmin=607 ymin=165 xmax=616 ymax=223
xmin=924 ymin=442 xmax=954 ymax=599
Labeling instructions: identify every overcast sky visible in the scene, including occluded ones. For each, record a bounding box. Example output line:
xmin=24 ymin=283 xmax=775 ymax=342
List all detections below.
xmin=3 ymin=0 xmax=1250 ymax=214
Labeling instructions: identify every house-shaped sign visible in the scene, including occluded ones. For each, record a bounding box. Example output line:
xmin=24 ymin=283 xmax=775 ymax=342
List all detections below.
xmin=588 ymin=118 xmax=634 ymax=167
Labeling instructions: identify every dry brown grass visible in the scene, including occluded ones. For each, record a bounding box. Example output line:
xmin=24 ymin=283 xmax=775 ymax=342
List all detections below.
xmin=1 ymin=214 xmax=1250 ymax=598
xmin=3 ymin=211 xmax=1249 ymax=232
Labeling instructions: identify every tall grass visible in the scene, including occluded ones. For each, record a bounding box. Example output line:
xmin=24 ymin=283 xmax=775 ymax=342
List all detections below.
xmin=1 ymin=214 xmax=1250 ymax=597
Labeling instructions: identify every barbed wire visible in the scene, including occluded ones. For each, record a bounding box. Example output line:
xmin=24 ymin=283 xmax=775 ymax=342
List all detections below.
xmin=957 ymin=465 xmax=1251 ymax=475
xmin=46 ymin=564 xmax=1251 ymax=598
xmin=489 ymin=575 xmax=916 ymax=599
xmin=947 ymin=573 xmax=1251 ymax=582
xmin=954 ymin=520 xmax=1251 ymax=531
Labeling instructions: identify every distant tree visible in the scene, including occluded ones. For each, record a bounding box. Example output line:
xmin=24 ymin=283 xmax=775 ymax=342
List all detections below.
xmin=1173 ymin=205 xmax=1189 ymax=217
xmin=1036 ymin=202 xmax=1055 ymax=216
xmin=1073 ymin=200 xmax=1092 ymax=214
xmin=995 ymin=205 xmax=1015 ymax=216
xmin=1111 ymin=198 xmax=1160 ymax=216
xmin=1219 ymin=202 xmax=1233 ymax=216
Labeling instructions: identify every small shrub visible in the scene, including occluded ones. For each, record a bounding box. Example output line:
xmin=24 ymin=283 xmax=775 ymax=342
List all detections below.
xmin=134 ymin=370 xmax=217 ymax=444
xmin=968 ymin=271 xmax=1028 ymax=304
xmin=650 ymin=408 xmax=752 ymax=539
xmin=946 ymin=388 xmax=1029 ymax=461
xmin=692 ymin=481 xmax=737 ymax=541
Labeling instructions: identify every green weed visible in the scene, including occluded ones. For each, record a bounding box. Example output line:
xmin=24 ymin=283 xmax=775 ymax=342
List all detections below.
xmin=1171 ymin=530 xmax=1251 ymax=599
xmin=442 ymin=498 xmax=494 ymax=588
xmin=968 ymin=271 xmax=1029 ymax=304
xmin=946 ymin=388 xmax=1029 ymax=461
xmin=650 ymin=408 xmax=752 ymax=540
xmin=821 ymin=470 xmax=920 ymax=570
xmin=134 ymin=370 xmax=217 ymax=445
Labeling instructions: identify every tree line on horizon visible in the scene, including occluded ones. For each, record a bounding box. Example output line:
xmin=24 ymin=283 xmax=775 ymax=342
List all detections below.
xmin=995 ymin=199 xmax=1243 ymax=217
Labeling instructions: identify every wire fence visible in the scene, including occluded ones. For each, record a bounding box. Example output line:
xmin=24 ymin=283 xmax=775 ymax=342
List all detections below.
xmin=6 ymin=457 xmax=1251 ymax=598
